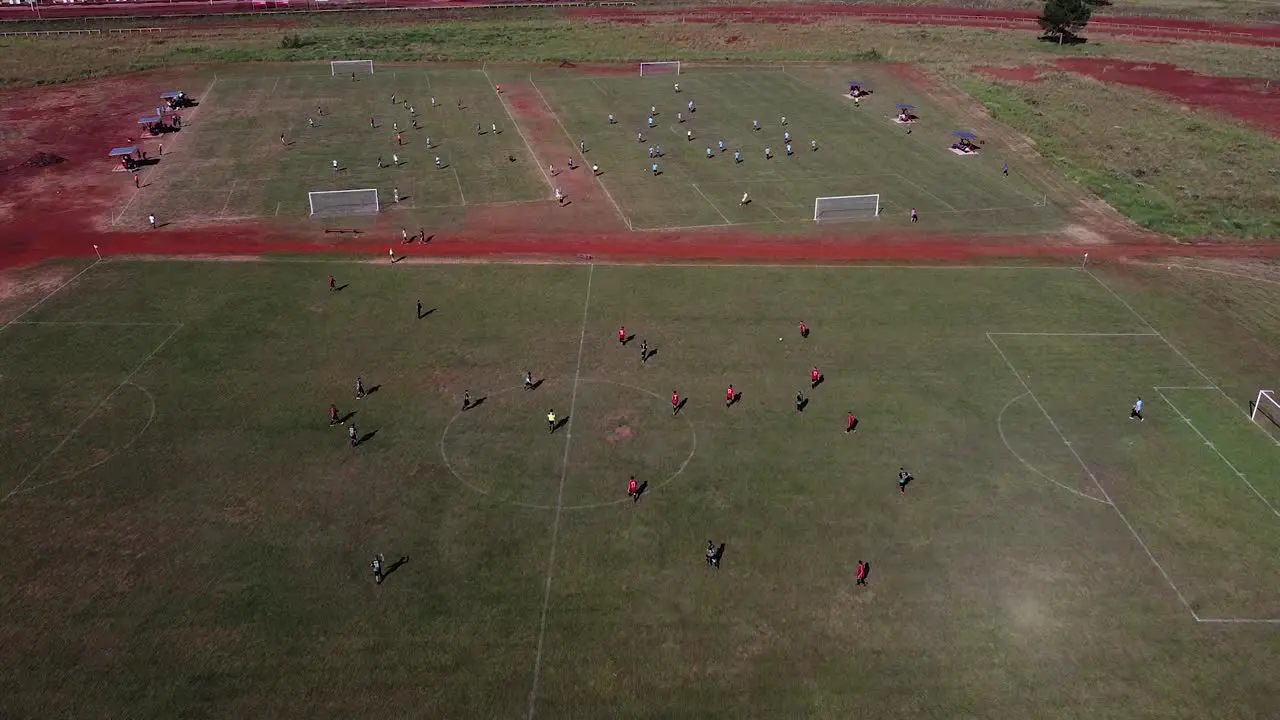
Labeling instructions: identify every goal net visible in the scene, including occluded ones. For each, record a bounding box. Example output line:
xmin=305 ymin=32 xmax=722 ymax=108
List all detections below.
xmin=640 ymin=61 xmax=681 ymax=77
xmin=1250 ymin=389 xmax=1280 ymax=436
xmin=309 ymin=189 xmax=379 ymax=217
xmin=813 ymin=194 xmax=880 ymax=223
xmin=331 ymin=60 xmax=374 ymax=76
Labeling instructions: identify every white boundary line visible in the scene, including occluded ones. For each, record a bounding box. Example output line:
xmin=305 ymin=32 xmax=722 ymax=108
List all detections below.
xmin=480 ymin=67 xmax=554 ymax=196
xmin=526 ymin=74 xmax=633 ymax=231
xmin=527 ymin=263 xmax=594 ymax=719
xmin=997 ymin=392 xmax=1112 ymax=505
xmin=0 ymin=259 xmax=102 ymax=334
xmin=450 ymin=167 xmax=467 ymax=206
xmin=101 ymin=257 xmax=1084 ymax=270
xmin=690 ymin=183 xmax=731 ymax=225
xmin=2 ymin=322 xmax=184 ymax=502
xmin=11 ymin=320 xmax=179 ymax=327
xmin=1153 ymin=387 xmax=1280 ymax=518
xmin=986 ymin=331 xmax=1201 ymax=620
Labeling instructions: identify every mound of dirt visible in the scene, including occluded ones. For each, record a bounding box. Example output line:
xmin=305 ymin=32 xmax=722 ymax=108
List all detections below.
xmin=19 ymin=152 xmax=67 ymax=169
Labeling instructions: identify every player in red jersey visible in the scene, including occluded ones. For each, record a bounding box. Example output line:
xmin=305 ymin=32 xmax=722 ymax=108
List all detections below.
xmin=328 ymin=275 xmax=335 ymax=292
xmin=329 ymin=404 xmax=339 ymax=425
xmin=725 ymin=384 xmax=735 ymax=408
xmin=671 ymin=390 xmax=680 ymax=416
xmin=798 ymin=321 xmax=809 ymax=338
xmin=618 ymin=326 xmax=627 ymax=346
xmin=846 ymin=411 xmax=857 ymax=433
xmin=855 ymin=560 xmax=868 ymax=585
xmin=810 ymin=366 xmax=821 ymax=388
xmin=628 ymin=475 xmax=639 ymax=501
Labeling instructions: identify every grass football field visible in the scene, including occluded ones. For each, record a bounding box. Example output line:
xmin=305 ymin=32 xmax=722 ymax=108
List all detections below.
xmin=117 ymin=63 xmax=1068 ymax=235
xmin=2 ymin=257 xmax=1280 ymax=717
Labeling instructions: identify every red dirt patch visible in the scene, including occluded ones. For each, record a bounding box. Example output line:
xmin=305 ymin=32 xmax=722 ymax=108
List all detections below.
xmin=1053 ymin=59 xmax=1280 ymax=137
xmin=976 ymin=66 xmax=1042 ymax=83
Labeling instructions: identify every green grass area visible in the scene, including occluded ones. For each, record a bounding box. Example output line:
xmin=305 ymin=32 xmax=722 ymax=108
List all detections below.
xmin=3 ymin=258 xmax=1280 ymax=716
xmin=123 ymin=66 xmax=546 ymax=229
xmin=122 ymin=62 xmax=1065 ymax=234
xmin=961 ymin=74 xmax=1280 ymax=239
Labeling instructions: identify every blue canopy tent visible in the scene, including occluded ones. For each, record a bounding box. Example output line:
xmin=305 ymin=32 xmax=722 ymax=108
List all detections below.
xmin=108 ymin=146 xmax=137 ymax=157
xmin=896 ymin=103 xmax=915 ymax=110
xmin=848 ymin=79 xmax=870 ymax=97
xmin=952 ymin=130 xmax=979 ymax=139
xmin=139 ymin=115 xmax=161 ymax=125
xmin=848 ymin=80 xmax=863 ymax=87
xmin=950 ymin=130 xmax=981 ymax=153
xmin=159 ymin=91 xmax=183 ymax=99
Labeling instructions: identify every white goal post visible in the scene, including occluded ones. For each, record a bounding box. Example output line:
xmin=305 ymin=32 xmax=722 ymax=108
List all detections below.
xmin=331 ymin=59 xmax=374 ymax=76
xmin=309 ymin=189 xmax=380 ymax=217
xmin=1250 ymin=389 xmax=1279 ymax=428
xmin=640 ymin=61 xmax=681 ymax=76
xmin=814 ymin=194 xmax=880 ymax=223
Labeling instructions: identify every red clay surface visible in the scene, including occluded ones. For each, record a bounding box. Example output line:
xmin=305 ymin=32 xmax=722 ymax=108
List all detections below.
xmin=1 ymin=2 xmax=1277 ymax=47
xmin=976 ymin=59 xmax=1280 ymax=137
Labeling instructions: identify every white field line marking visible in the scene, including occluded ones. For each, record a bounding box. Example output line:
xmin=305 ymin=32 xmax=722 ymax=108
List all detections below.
xmin=450 ymin=167 xmax=467 ymax=206
xmin=1196 ymin=617 xmax=1280 ymax=625
xmin=267 ymin=76 xmax=280 ymax=100
xmin=690 ymin=183 xmax=731 ymax=225
xmin=1149 ymin=261 xmax=1280 ymax=288
xmin=528 ymin=264 xmax=594 ymax=719
xmin=0 ymin=260 xmax=102 ymax=334
xmin=15 ymin=382 xmax=157 ymax=497
xmin=526 ymin=75 xmax=632 ymax=231
xmin=1154 ymin=385 xmax=1218 ymax=391
xmin=589 ymin=78 xmax=608 ymax=96
xmin=986 ymin=332 xmax=1200 ymax=620
xmin=635 ymin=220 xmax=786 ymax=232
xmin=2 ymin=322 xmax=184 ymax=502
xmin=988 ymin=331 xmax=1158 ymax=337
xmin=481 ymin=67 xmax=554 ymax=196
xmin=1085 ymin=269 xmax=1231 ymax=403
xmin=757 ymin=200 xmax=784 ymax=222
xmin=423 ymin=71 xmax=431 ymax=89
xmin=1153 ymin=387 xmax=1280 ymax=517
xmin=218 ymin=179 xmax=238 ymax=217
xmin=997 ymin=392 xmax=1112 ymax=505
xmin=896 ymin=172 xmax=957 ymax=212
xmin=114 ymin=74 xmax=219 ymax=226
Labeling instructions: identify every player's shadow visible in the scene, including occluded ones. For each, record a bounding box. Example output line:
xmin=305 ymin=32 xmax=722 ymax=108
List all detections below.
xmin=436 ymin=163 xmax=450 ymax=170
xmin=464 ymin=396 xmax=487 ymax=410
xmin=334 ymin=284 xmax=350 ymax=292
xmin=527 ymin=379 xmax=545 ymax=391
xmin=357 ymin=429 xmax=378 ymax=445
xmin=643 ymin=348 xmax=658 ymax=362
xmin=728 ymin=391 xmax=742 ymax=407
xmin=811 ymin=375 xmax=824 ymax=389
xmin=396 ymin=194 xmax=411 ymax=203
xmin=621 ymin=334 xmax=636 ymax=345
xmin=713 ymin=543 xmax=726 ymax=567
xmin=674 ymin=397 xmax=689 ymax=415
xmin=797 ymin=397 xmax=809 ymax=412
xmin=416 ymin=307 xmax=436 ymax=319
xmin=552 ymin=416 xmax=570 ymax=433
xmin=338 ymin=411 xmax=357 ymax=424
xmin=863 ymin=561 xmax=872 ymax=582
xmin=633 ymin=481 xmax=648 ymax=500
xmin=366 ymin=385 xmax=381 ymax=396
xmin=559 ymin=199 xmax=573 ymax=207
xmin=383 ymin=556 xmax=409 ymax=581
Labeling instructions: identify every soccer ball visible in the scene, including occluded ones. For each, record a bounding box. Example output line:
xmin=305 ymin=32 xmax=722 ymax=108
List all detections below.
xmin=778 ymin=337 xmax=783 ymax=342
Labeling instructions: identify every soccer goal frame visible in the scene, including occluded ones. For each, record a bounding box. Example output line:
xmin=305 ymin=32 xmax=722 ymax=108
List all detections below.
xmin=813 ymin=194 xmax=880 ymax=223
xmin=331 ymin=59 xmax=374 ymax=76
xmin=1250 ymin=389 xmax=1279 ymax=428
xmin=309 ymin=189 xmax=380 ymax=217
xmin=639 ymin=61 xmax=681 ymax=77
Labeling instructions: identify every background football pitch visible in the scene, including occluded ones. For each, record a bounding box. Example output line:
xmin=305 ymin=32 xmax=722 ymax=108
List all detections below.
xmin=2 ymin=258 xmax=1280 ymax=717
xmin=117 ymin=63 xmax=1068 ymax=234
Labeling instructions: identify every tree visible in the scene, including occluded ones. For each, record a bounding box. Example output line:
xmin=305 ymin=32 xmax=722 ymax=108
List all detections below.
xmin=1039 ymin=0 xmax=1094 ymax=43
